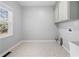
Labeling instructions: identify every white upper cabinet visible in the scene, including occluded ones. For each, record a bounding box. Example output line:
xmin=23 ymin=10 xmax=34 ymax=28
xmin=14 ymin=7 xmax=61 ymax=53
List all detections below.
xmin=58 ymin=2 xmax=69 ymax=22
xmin=54 ymin=3 xmax=59 ymax=22
xmin=54 ymin=1 xmax=79 ymax=23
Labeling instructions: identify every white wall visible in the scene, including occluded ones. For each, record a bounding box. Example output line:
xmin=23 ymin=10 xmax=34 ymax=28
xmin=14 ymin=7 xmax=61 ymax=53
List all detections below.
xmin=22 ymin=6 xmax=57 ymax=40
xmin=58 ymin=20 xmax=79 ymax=51
xmin=0 ymin=1 xmax=22 ymax=55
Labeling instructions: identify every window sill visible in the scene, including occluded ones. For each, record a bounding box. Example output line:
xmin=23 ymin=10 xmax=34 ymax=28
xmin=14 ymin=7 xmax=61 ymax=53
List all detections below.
xmin=0 ymin=33 xmax=13 ymax=39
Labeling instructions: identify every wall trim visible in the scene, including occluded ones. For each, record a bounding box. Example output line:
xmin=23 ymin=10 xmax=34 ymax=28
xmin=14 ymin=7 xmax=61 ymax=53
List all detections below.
xmin=0 ymin=40 xmax=23 ymax=57
xmin=22 ymin=40 xmax=56 ymax=43
xmin=62 ymin=45 xmax=70 ymax=54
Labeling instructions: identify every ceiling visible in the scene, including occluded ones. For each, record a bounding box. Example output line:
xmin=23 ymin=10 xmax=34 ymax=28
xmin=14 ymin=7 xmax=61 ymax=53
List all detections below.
xmin=18 ymin=1 xmax=56 ymax=7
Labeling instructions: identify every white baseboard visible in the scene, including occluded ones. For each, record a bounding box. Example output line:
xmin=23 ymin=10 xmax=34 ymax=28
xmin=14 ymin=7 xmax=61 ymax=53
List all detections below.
xmin=0 ymin=40 xmax=23 ymax=57
xmin=62 ymin=45 xmax=70 ymax=54
xmin=22 ymin=40 xmax=56 ymax=43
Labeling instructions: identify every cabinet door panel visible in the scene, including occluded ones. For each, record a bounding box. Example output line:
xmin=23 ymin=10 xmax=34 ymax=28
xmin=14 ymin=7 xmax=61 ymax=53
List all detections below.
xmin=58 ymin=1 xmax=69 ymax=21
xmin=70 ymin=2 xmax=78 ymax=19
xmin=55 ymin=4 xmax=59 ymax=22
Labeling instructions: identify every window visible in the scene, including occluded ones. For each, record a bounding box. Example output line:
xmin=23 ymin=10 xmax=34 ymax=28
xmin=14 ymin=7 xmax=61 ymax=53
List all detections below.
xmin=0 ymin=3 xmax=13 ymax=39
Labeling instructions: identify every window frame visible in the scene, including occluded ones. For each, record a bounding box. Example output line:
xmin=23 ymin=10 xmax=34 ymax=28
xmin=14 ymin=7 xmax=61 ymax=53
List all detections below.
xmin=0 ymin=2 xmax=13 ymax=39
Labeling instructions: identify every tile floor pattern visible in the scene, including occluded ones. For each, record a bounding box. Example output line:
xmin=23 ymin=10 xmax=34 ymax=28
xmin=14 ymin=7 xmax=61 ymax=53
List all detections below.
xmin=7 ymin=41 xmax=70 ymax=57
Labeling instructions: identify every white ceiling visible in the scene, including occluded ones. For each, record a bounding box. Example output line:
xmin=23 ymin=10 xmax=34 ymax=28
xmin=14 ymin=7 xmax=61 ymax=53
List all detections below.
xmin=18 ymin=1 xmax=56 ymax=6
